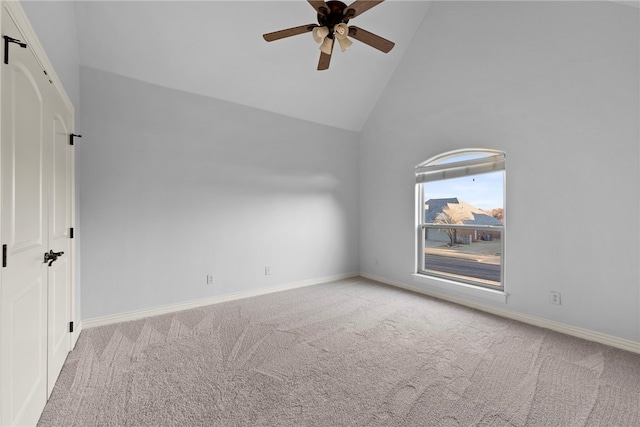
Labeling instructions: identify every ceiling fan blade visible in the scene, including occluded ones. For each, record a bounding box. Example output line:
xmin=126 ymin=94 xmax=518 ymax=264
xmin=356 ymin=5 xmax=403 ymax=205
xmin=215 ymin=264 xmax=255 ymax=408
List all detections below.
xmin=263 ymin=24 xmax=317 ymax=42
xmin=344 ymin=1 xmax=384 ymax=19
xmin=317 ymin=39 xmax=334 ymax=70
xmin=348 ymin=26 xmax=395 ymax=53
xmin=307 ymin=0 xmax=329 ymax=16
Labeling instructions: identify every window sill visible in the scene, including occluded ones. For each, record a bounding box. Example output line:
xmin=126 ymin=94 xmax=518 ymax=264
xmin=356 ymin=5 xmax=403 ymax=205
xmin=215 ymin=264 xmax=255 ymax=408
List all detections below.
xmin=411 ymin=273 xmax=507 ymax=304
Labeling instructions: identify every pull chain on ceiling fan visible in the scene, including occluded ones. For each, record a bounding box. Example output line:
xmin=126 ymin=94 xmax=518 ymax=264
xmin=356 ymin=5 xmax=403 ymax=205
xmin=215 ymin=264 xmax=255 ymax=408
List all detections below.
xmin=263 ymin=0 xmax=395 ymax=71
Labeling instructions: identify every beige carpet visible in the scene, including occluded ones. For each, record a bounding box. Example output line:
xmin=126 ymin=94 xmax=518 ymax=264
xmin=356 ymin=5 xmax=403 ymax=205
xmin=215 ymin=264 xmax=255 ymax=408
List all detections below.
xmin=39 ymin=277 xmax=640 ymax=426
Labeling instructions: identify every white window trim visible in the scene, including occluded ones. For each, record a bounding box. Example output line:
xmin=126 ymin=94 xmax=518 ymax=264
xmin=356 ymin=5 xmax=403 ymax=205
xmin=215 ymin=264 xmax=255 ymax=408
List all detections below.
xmin=411 ymin=273 xmax=508 ymax=304
xmin=415 ymin=149 xmax=506 ymax=297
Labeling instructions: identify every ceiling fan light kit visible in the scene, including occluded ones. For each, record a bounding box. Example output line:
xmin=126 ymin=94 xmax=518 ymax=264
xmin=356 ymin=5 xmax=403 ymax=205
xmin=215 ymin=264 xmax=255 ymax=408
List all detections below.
xmin=333 ymin=23 xmax=353 ymax=52
xmin=320 ymin=36 xmax=334 ymax=55
xmin=263 ymin=0 xmax=395 ymax=71
xmin=313 ymin=26 xmax=330 ymax=43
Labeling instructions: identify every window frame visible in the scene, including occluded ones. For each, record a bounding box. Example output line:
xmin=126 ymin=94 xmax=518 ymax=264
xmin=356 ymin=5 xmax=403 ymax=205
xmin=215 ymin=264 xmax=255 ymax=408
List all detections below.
xmin=415 ymin=149 xmax=506 ymax=292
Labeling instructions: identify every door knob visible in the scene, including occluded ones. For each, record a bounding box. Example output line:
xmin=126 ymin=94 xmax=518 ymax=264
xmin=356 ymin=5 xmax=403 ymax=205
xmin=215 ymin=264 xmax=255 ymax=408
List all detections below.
xmin=44 ymin=250 xmax=64 ymax=266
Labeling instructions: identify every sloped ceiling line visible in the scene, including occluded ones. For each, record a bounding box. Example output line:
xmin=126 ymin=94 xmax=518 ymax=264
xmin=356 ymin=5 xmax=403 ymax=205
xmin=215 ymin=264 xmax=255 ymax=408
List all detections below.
xmin=73 ymin=1 xmax=432 ymax=131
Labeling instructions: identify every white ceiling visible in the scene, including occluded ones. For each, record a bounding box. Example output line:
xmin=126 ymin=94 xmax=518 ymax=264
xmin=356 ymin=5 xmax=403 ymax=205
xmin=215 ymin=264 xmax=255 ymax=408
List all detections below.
xmin=74 ymin=1 xmax=432 ymax=131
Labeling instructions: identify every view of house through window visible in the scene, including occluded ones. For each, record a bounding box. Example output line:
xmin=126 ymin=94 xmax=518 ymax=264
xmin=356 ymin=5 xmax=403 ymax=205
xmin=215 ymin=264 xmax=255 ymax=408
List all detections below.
xmin=416 ymin=151 xmax=505 ymax=290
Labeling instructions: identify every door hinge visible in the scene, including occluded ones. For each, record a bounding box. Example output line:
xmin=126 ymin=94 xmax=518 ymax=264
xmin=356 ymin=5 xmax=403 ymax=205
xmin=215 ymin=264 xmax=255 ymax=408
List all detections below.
xmin=69 ymin=321 xmax=74 ymax=333
xmin=69 ymin=133 xmax=82 ymax=146
xmin=70 ymin=227 xmax=74 ymax=239
xmin=43 ymin=69 xmax=53 ymax=84
xmin=2 ymin=244 xmax=6 ymax=268
xmin=3 ymin=35 xmax=27 ymax=65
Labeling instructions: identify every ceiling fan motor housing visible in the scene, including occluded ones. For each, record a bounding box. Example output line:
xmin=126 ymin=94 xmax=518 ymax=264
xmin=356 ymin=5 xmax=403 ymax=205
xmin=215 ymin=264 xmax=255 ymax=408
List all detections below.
xmin=318 ymin=1 xmax=351 ymax=38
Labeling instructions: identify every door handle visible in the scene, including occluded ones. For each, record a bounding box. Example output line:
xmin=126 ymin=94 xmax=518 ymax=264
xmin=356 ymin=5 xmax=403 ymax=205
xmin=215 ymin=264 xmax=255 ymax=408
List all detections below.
xmin=44 ymin=250 xmax=64 ymax=267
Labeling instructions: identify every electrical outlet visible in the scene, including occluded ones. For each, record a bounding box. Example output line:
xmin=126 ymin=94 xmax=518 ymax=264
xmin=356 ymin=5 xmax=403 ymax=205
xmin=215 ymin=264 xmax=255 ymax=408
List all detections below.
xmin=206 ymin=274 xmax=215 ymax=284
xmin=264 ymin=266 xmax=271 ymax=276
xmin=549 ymin=291 xmax=561 ymax=305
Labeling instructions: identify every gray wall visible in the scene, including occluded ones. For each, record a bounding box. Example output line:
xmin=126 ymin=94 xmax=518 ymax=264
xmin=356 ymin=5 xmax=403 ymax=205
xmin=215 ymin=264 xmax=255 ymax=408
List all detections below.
xmin=79 ymin=67 xmax=359 ymax=319
xmin=359 ymin=1 xmax=640 ymax=341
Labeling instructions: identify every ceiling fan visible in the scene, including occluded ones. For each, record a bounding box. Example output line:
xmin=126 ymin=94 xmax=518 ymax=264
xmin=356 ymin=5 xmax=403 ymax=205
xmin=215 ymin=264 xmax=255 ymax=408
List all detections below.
xmin=263 ymin=0 xmax=395 ymax=71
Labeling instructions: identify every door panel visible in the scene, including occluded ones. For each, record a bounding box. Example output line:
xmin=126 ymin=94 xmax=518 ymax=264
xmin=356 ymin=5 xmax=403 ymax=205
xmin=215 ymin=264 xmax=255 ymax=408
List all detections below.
xmin=9 ymin=63 xmax=44 ymax=251
xmin=52 ymin=116 xmax=69 ymax=239
xmin=7 ymin=275 xmax=46 ymax=424
xmin=46 ymin=92 xmax=72 ymax=394
xmin=0 ymin=13 xmax=50 ymax=425
xmin=48 ymin=255 xmax=69 ymax=392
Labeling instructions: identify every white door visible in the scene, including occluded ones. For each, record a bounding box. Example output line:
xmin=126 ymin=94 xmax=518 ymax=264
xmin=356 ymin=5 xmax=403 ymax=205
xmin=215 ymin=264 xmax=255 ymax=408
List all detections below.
xmin=0 ymin=9 xmax=73 ymax=426
xmin=0 ymin=19 xmax=49 ymax=426
xmin=45 ymin=80 xmax=72 ymax=396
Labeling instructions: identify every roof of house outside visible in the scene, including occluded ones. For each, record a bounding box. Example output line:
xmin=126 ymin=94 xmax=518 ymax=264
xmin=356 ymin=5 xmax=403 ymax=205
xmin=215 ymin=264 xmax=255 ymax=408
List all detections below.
xmin=425 ymin=198 xmax=502 ymax=226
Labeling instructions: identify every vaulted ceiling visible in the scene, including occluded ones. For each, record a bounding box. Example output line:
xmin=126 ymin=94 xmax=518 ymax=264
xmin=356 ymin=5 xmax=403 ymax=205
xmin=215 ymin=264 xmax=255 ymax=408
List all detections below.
xmin=73 ymin=1 xmax=432 ymax=131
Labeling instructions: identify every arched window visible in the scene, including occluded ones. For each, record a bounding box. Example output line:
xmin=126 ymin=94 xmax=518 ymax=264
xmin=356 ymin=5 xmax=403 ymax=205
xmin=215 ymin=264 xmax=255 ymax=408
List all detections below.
xmin=415 ymin=149 xmax=505 ymax=290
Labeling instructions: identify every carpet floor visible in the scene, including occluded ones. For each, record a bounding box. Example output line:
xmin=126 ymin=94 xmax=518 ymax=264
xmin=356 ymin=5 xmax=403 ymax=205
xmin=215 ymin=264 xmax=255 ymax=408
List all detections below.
xmin=38 ymin=277 xmax=640 ymax=426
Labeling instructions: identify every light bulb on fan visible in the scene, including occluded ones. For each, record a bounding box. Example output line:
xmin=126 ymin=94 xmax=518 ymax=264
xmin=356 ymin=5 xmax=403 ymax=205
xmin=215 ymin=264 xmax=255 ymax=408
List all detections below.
xmin=312 ymin=26 xmax=329 ymax=43
xmin=334 ymin=23 xmax=352 ymax=52
xmin=320 ymin=36 xmax=333 ymax=55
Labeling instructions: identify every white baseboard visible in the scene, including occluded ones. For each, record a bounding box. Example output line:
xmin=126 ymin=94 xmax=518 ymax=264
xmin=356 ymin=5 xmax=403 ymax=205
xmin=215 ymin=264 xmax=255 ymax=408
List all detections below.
xmin=71 ymin=326 xmax=82 ymax=349
xmin=361 ymin=272 xmax=640 ymax=355
xmin=80 ymin=271 xmax=640 ymax=355
xmin=82 ymin=272 xmax=359 ymax=329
